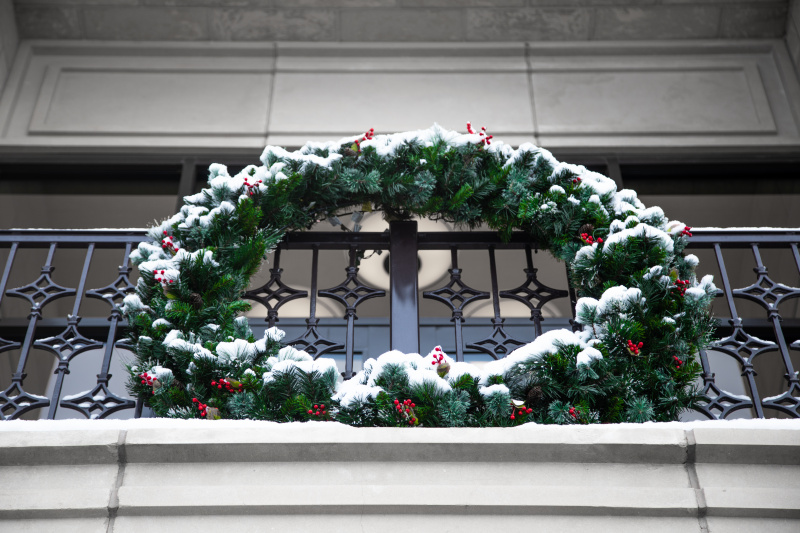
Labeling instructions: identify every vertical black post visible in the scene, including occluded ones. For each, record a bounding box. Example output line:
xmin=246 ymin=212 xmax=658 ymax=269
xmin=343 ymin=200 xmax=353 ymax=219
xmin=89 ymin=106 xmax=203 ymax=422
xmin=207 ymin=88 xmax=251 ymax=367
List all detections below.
xmin=389 ymin=220 xmax=419 ymax=354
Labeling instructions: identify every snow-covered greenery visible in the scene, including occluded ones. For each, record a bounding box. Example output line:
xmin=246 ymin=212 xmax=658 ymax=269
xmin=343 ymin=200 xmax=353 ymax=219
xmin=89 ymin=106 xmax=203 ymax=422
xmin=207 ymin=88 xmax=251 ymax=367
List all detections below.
xmin=123 ymin=124 xmax=716 ymax=425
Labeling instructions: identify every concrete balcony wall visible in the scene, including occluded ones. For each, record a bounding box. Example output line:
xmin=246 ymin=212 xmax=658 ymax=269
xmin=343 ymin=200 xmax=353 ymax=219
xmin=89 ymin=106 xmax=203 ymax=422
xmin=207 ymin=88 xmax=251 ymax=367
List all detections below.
xmin=1 ymin=419 xmax=799 ymax=532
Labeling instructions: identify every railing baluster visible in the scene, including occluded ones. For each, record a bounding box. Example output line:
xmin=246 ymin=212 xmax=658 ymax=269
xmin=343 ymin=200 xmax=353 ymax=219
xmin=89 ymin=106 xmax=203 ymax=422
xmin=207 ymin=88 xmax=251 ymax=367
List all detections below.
xmin=0 ymin=243 xmax=21 ymax=356
xmin=73 ymin=242 xmax=137 ymax=419
xmin=466 ymin=247 xmax=525 ymax=359
xmin=748 ymin=244 xmax=800 ymax=416
xmin=2 ymin=244 xmax=67 ymax=419
xmin=713 ymin=243 xmax=764 ymax=418
xmin=319 ymin=246 xmax=384 ymax=379
xmin=44 ymin=243 xmax=95 ymax=419
xmin=423 ymin=248 xmax=489 ymax=362
xmin=285 ymin=246 xmax=345 ymax=359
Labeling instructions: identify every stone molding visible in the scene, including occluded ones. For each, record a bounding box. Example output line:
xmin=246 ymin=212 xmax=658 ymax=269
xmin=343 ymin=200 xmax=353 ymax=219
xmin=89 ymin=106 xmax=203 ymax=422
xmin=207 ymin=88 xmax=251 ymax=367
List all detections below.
xmin=1 ymin=419 xmax=799 ymax=532
xmin=0 ymin=40 xmax=799 ymax=158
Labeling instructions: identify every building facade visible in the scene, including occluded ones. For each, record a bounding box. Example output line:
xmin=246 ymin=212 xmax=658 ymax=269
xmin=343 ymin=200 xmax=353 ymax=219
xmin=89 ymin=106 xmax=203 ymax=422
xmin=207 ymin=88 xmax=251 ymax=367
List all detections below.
xmin=0 ymin=2 xmax=799 ymax=531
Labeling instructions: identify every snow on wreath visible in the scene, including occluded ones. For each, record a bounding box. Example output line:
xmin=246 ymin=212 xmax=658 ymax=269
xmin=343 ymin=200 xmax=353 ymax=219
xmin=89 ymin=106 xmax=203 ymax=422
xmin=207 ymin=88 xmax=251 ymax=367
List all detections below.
xmin=121 ymin=123 xmax=716 ymax=425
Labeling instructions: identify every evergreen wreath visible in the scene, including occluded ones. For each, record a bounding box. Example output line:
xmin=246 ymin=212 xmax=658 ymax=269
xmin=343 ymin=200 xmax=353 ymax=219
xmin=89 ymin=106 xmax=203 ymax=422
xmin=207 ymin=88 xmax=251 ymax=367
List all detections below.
xmin=122 ymin=123 xmax=717 ymax=425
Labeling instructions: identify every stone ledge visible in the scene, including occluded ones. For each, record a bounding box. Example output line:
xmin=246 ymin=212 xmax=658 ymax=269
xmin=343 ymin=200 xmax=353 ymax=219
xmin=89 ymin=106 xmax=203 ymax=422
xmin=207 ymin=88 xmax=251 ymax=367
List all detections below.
xmin=0 ymin=419 xmax=797 ymax=530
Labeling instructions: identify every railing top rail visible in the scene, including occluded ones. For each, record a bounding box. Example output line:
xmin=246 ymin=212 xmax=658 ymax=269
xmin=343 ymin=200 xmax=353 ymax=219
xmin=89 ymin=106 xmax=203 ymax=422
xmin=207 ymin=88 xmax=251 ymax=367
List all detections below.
xmin=684 ymin=228 xmax=800 ymax=247
xmin=1 ymin=228 xmax=798 ymax=249
xmin=0 ymin=229 xmax=147 ymax=247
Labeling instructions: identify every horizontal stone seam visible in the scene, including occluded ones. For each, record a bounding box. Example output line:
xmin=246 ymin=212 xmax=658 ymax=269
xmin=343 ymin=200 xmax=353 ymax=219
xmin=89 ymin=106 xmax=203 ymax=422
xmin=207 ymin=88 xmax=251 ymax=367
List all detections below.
xmin=0 ymin=508 xmax=110 ymax=520
xmin=112 ymin=504 xmax=699 ymax=518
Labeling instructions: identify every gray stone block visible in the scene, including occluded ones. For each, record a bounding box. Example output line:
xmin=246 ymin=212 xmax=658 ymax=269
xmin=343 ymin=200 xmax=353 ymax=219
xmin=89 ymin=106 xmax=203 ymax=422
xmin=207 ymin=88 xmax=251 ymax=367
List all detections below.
xmin=16 ymin=0 xmax=138 ymax=4
xmin=466 ymin=8 xmax=591 ymax=41
xmin=209 ymin=8 xmax=338 ymax=41
xmin=527 ymin=0 xmax=655 ymax=4
xmin=792 ymin=0 xmax=800 ymax=34
xmin=14 ymin=5 xmax=83 ymax=39
xmin=0 ymin=518 xmax=109 ymax=533
xmin=706 ymin=517 xmax=800 ymax=533
xmin=340 ymin=8 xmax=464 ymax=41
xmin=787 ymin=21 xmax=800 ymax=71
xmin=143 ymin=0 xmax=397 ymax=4
xmin=83 ymin=7 xmax=209 ymax=40
xmin=290 ymin=0 xmax=399 ymax=5
xmin=141 ymin=0 xmax=268 ymax=5
xmin=112 ymin=514 xmax=705 ymax=533
xmin=593 ymin=7 xmax=720 ymax=40
xmin=0 ymin=0 xmax=18 ymax=67
xmin=0 ymin=429 xmax=120 ymax=465
xmin=721 ymin=5 xmax=789 ymax=38
xmin=692 ymin=427 xmax=800 ymax=464
xmin=400 ymin=0 xmax=524 ymax=6
xmin=0 ymin=54 xmax=6 ymax=94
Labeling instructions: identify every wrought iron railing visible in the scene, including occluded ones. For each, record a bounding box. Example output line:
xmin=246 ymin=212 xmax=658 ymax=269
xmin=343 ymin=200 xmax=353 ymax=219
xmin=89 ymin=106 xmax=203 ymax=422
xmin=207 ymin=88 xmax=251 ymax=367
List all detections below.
xmin=0 ymin=227 xmax=798 ymax=421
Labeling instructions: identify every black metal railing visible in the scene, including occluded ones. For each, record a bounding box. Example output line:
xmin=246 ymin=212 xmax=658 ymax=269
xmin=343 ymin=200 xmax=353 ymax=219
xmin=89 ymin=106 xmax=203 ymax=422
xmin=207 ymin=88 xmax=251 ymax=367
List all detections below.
xmin=1 ymin=227 xmax=798 ymax=421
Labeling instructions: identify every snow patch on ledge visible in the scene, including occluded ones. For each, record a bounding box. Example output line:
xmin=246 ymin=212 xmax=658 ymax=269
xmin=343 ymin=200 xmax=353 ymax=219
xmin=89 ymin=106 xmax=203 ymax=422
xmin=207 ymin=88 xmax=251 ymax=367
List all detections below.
xmin=1 ymin=418 xmax=798 ymax=432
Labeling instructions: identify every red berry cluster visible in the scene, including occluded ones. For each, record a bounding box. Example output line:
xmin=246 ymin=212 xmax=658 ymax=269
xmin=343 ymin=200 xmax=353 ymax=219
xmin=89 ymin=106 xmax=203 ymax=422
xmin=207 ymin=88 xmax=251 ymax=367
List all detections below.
xmin=580 ymin=233 xmax=603 ymax=245
xmin=154 ymin=269 xmax=175 ymax=286
xmin=139 ymin=371 xmax=160 ymax=394
xmin=568 ymin=406 xmax=579 ymax=419
xmin=211 ymin=378 xmax=243 ymax=393
xmin=161 ymin=231 xmax=179 ymax=253
xmin=243 ymin=175 xmax=263 ymax=197
xmin=627 ymin=340 xmax=643 ymax=356
xmin=307 ymin=404 xmax=327 ymax=417
xmin=394 ymin=398 xmax=418 ymax=426
xmin=466 ymin=122 xmax=493 ymax=145
xmin=354 ymin=127 xmax=375 ymax=154
xmin=681 ymin=226 xmax=693 ymax=237
xmin=673 ymin=356 xmax=684 ymax=369
xmin=674 ymin=279 xmax=690 ymax=296
xmin=510 ymin=406 xmax=533 ymax=421
xmin=431 ymin=346 xmax=445 ymax=366
xmin=191 ymin=397 xmax=208 ymax=417
xmin=571 ymin=177 xmax=582 ymax=184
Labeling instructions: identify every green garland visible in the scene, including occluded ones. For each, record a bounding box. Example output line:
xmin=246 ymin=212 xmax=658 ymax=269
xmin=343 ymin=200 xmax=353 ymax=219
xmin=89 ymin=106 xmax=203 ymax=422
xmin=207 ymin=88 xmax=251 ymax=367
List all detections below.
xmin=122 ymin=124 xmax=716 ymax=424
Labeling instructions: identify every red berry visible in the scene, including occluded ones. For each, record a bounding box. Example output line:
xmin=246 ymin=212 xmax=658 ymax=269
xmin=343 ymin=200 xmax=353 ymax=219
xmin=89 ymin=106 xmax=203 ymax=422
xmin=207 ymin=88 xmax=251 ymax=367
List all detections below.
xmin=322 ymin=411 xmax=327 ymax=415
xmin=527 ymin=408 xmax=532 ymax=414
xmin=510 ymin=415 xmax=515 ymax=420
xmin=308 ymin=410 xmax=313 ymax=414
xmin=394 ymin=399 xmax=399 ymax=404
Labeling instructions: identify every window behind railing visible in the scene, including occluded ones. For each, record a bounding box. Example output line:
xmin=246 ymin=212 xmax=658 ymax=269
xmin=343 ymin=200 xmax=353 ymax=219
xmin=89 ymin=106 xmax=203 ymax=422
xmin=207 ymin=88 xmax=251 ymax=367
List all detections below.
xmin=1 ymin=227 xmax=798 ymax=421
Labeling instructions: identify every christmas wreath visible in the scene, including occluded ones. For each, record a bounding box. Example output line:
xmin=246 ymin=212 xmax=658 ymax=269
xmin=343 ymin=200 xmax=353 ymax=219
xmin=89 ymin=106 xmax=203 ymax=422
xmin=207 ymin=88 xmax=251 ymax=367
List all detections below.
xmin=122 ymin=124 xmax=716 ymax=425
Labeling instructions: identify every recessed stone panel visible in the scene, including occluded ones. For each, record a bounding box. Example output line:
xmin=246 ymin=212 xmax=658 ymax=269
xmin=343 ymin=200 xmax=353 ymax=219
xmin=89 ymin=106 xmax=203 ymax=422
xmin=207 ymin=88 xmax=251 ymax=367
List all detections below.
xmin=268 ymin=72 xmax=534 ymax=136
xmin=532 ymin=66 xmax=776 ymax=135
xmin=29 ymin=68 xmax=271 ymax=136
